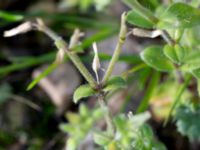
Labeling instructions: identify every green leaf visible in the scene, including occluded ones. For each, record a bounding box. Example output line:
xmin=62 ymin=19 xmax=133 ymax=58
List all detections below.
xmin=127 ymin=10 xmax=154 ymax=29
xmin=140 ymin=46 xmax=174 ymax=72
xmin=181 ymin=50 xmax=200 ymax=71
xmin=191 ymin=68 xmax=200 ymax=79
xmin=163 ymin=44 xmax=179 ymax=63
xmin=59 ymin=124 xmax=74 ymax=133
xmin=73 ymin=84 xmax=96 ymax=103
xmin=67 ymin=138 xmax=77 ymax=150
xmin=163 ymin=44 xmax=186 ymax=64
xmin=123 ymin=0 xmax=158 ymax=25
xmin=182 ymin=63 xmax=200 ymax=72
xmin=140 ymin=124 xmax=154 ymax=139
xmin=80 ymin=0 xmax=93 ymax=11
xmin=103 ymin=76 xmax=126 ymax=92
xmin=93 ymin=131 xmax=111 ymax=146
xmin=27 ymin=63 xmax=58 ymax=91
xmin=158 ymin=2 xmax=200 ymax=28
xmin=0 ymin=11 xmax=23 ymax=22
xmin=66 ymin=112 xmax=81 ymax=124
xmin=175 ymin=103 xmax=200 ymax=141
xmin=174 ymin=44 xmax=186 ymax=63
xmin=79 ymin=104 xmax=90 ymax=117
xmin=183 ymin=50 xmax=200 ymax=62
xmin=129 ymin=112 xmax=151 ymax=127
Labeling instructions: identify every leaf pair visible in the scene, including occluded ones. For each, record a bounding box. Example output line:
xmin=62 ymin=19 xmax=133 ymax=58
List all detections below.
xmin=163 ymin=44 xmax=186 ymax=64
xmin=126 ymin=2 xmax=200 ymax=29
xmin=141 ymin=46 xmax=174 ymax=72
xmin=73 ymin=76 xmax=126 ymax=103
xmin=181 ymin=51 xmax=200 ymax=79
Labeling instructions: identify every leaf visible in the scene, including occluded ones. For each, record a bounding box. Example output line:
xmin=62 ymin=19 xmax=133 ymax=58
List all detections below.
xmin=163 ymin=44 xmax=186 ymax=64
xmin=108 ymin=141 xmax=118 ymax=150
xmin=129 ymin=112 xmax=151 ymax=127
xmin=79 ymin=104 xmax=90 ymax=117
xmin=73 ymin=84 xmax=96 ymax=103
xmin=80 ymin=0 xmax=93 ymax=11
xmin=163 ymin=44 xmax=179 ymax=63
xmin=184 ymin=50 xmax=200 ymax=62
xmin=181 ymin=50 xmax=200 ymax=71
xmin=0 ymin=11 xmax=23 ymax=22
xmin=158 ymin=2 xmax=200 ymax=28
xmin=175 ymin=103 xmax=200 ymax=141
xmin=182 ymin=62 xmax=200 ymax=72
xmin=140 ymin=124 xmax=154 ymax=139
xmin=126 ymin=10 xmax=154 ymax=29
xmin=59 ymin=124 xmax=74 ymax=133
xmin=103 ymin=76 xmax=126 ymax=92
xmin=140 ymin=46 xmax=174 ymax=72
xmin=191 ymin=68 xmax=200 ymax=79
xmin=66 ymin=112 xmax=81 ymax=124
xmin=174 ymin=44 xmax=186 ymax=63
xmin=93 ymin=131 xmax=111 ymax=146
xmin=123 ymin=0 xmax=158 ymax=25
xmin=27 ymin=63 xmax=58 ymax=90
xmin=67 ymin=138 xmax=77 ymax=150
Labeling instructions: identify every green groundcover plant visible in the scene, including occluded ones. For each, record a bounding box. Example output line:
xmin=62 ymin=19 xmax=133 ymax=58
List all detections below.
xmin=3 ymin=0 xmax=200 ymax=149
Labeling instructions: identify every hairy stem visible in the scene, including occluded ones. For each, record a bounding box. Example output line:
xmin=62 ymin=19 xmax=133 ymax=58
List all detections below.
xmin=98 ymin=94 xmax=115 ymax=136
xmin=34 ymin=20 xmax=97 ymax=88
xmin=102 ymin=13 xmax=127 ymax=84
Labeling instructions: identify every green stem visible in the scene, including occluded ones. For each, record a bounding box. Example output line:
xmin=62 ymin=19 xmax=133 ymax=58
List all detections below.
xmin=67 ymin=52 xmax=96 ymax=88
xmin=137 ymin=71 xmax=160 ymax=113
xmin=36 ymin=22 xmax=97 ymax=88
xmin=122 ymin=63 xmax=147 ymax=78
xmin=98 ymin=94 xmax=114 ymax=136
xmin=102 ymin=13 xmax=127 ymax=84
xmin=164 ymin=75 xmax=192 ymax=125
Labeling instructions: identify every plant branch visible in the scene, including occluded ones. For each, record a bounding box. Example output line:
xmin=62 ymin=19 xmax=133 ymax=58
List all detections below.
xmin=164 ymin=75 xmax=192 ymax=125
xmin=37 ymin=22 xmax=97 ymax=88
xmin=102 ymin=12 xmax=127 ymax=84
xmin=160 ymin=30 xmax=176 ymax=45
xmin=4 ymin=19 xmax=97 ymax=88
xmin=98 ymin=94 xmax=115 ymax=136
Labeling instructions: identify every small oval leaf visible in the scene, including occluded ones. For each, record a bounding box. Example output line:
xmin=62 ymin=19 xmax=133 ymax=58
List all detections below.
xmin=191 ymin=68 xmax=200 ymax=79
xmin=181 ymin=50 xmax=200 ymax=71
xmin=163 ymin=44 xmax=179 ymax=64
xmin=174 ymin=44 xmax=186 ymax=63
xmin=163 ymin=44 xmax=186 ymax=64
xmin=93 ymin=131 xmax=111 ymax=146
xmin=127 ymin=10 xmax=155 ymax=29
xmin=103 ymin=76 xmax=126 ymax=92
xmin=73 ymin=84 xmax=96 ymax=103
xmin=140 ymin=46 xmax=174 ymax=72
xmin=158 ymin=2 xmax=200 ymax=28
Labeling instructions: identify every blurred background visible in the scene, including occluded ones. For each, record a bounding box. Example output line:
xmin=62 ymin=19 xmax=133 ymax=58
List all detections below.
xmin=0 ymin=0 xmax=199 ymax=150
